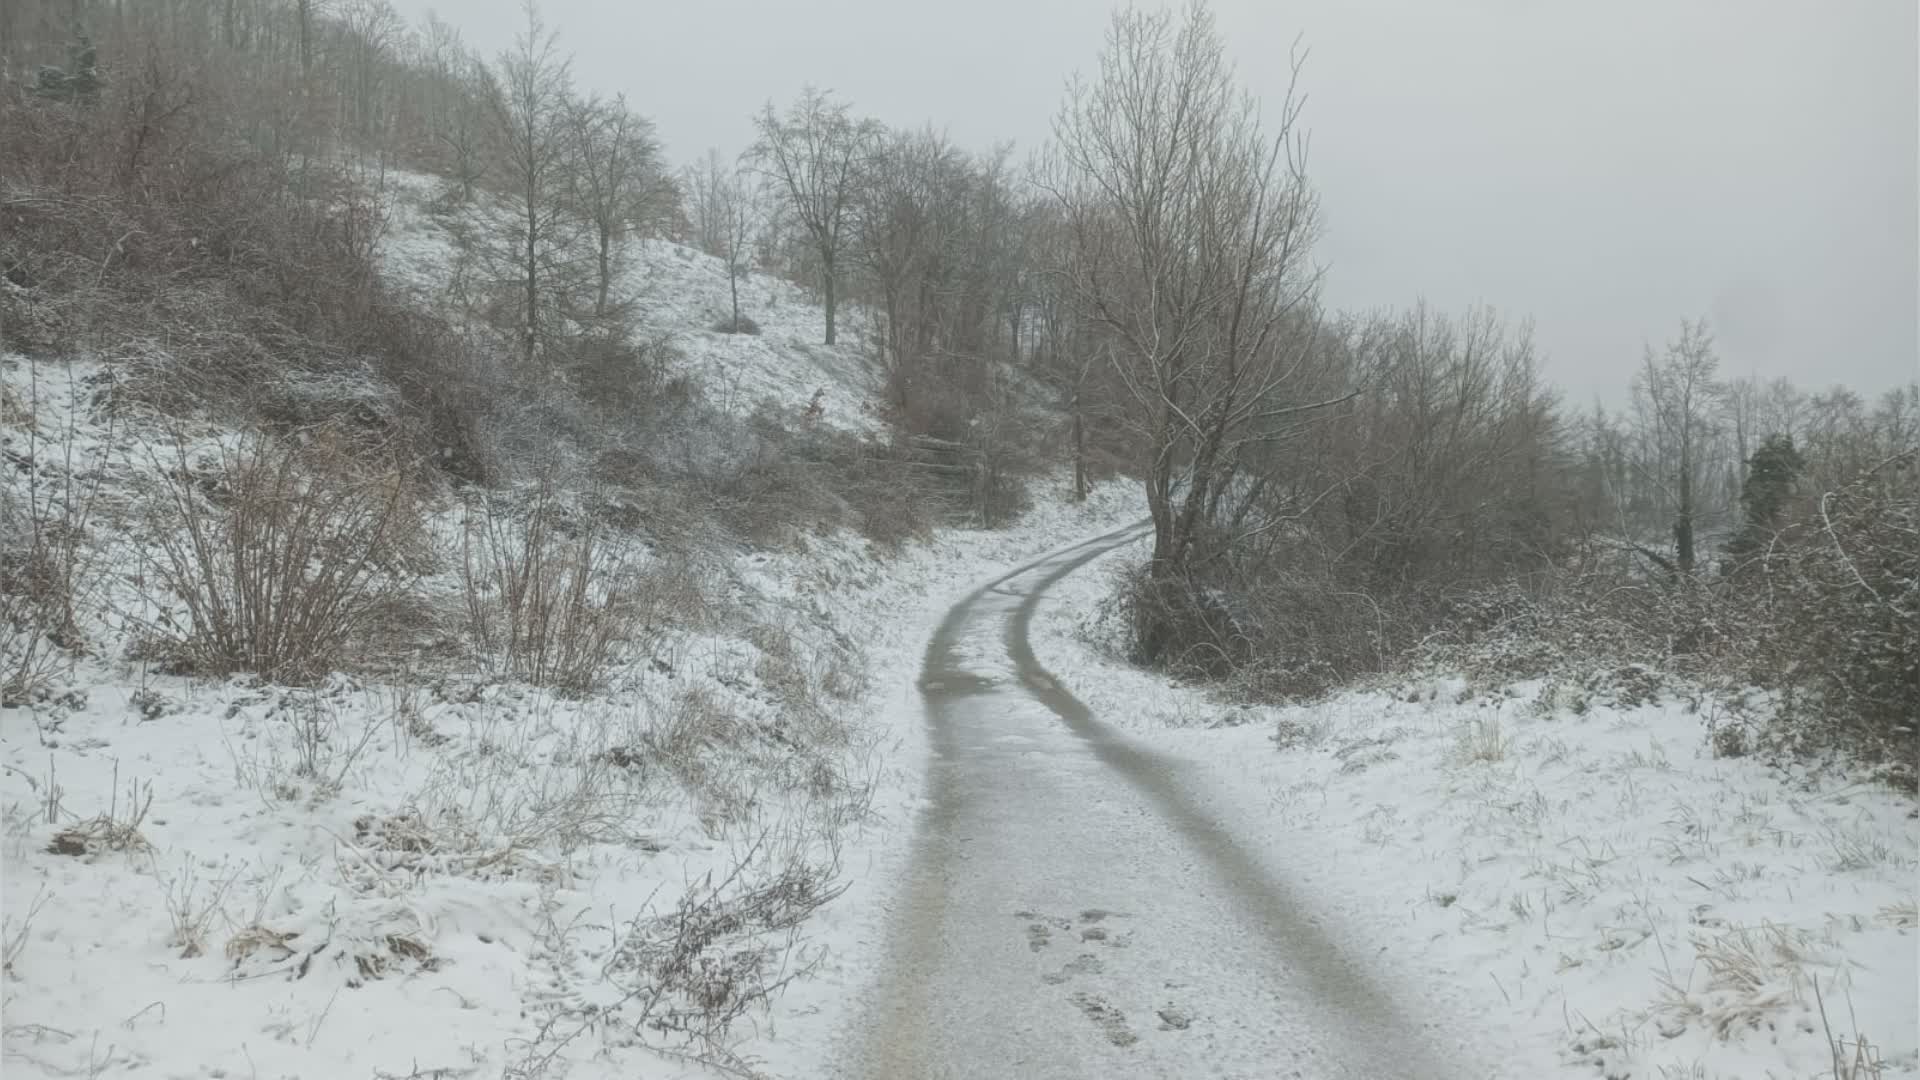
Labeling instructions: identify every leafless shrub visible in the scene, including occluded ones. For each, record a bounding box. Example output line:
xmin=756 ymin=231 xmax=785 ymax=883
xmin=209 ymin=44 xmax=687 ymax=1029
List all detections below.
xmin=508 ymin=835 xmax=848 ymax=1075
xmin=709 ymin=314 xmax=760 ymax=336
xmin=1412 ymin=573 xmax=1725 ymax=690
xmin=153 ymin=854 xmax=239 ymax=959
xmin=560 ymin=331 xmax=690 ymax=431
xmin=459 ymin=475 xmax=657 ymax=696
xmin=1735 ymin=454 xmax=1917 ymax=781
xmin=690 ymin=404 xmax=939 ymax=550
xmin=1 ymin=361 xmax=112 ymax=706
xmin=746 ymin=619 xmax=867 ymax=733
xmin=363 ymin=309 xmax=509 ymax=486
xmin=223 ymin=684 xmax=394 ymax=804
xmin=1401 ymin=455 xmax=1917 ymax=780
xmin=609 ymin=850 xmax=845 ymax=1048
xmin=133 ymin=426 xmax=430 ymax=683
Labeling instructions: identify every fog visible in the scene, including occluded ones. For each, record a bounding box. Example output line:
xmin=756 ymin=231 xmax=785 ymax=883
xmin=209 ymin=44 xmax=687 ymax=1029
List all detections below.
xmin=401 ymin=0 xmax=1918 ymax=405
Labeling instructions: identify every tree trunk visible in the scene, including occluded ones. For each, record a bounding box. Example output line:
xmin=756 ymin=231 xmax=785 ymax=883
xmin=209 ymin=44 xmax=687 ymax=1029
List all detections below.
xmin=1072 ymin=390 xmax=1087 ymax=502
xmin=884 ymin=287 xmax=903 ymax=400
xmin=822 ymin=256 xmax=837 ymax=346
xmin=1676 ymin=459 xmax=1696 ymax=573
xmin=297 ymin=0 xmax=312 ymax=76
xmin=729 ymin=265 xmax=741 ymax=331
xmin=596 ymin=229 xmax=611 ymax=318
xmin=523 ymin=201 xmax=539 ymax=367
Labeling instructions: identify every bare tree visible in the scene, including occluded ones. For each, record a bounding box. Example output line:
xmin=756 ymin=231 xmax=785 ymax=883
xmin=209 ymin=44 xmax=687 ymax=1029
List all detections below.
xmin=474 ymin=0 xmax=581 ymax=367
xmin=334 ymin=0 xmax=404 ymax=145
xmin=1313 ymin=304 xmax=1564 ymax=580
xmin=680 ymin=148 xmax=733 ymax=258
xmin=418 ymin=14 xmax=489 ymax=200
xmin=715 ymin=162 xmax=766 ymax=333
xmin=853 ymin=126 xmax=960 ymax=406
xmin=297 ymin=0 xmax=317 ymax=77
xmin=565 ymin=92 xmax=666 ymax=323
xmin=749 ymin=87 xmax=879 ymax=346
xmin=1632 ymin=318 xmax=1722 ymax=573
xmin=1046 ymin=0 xmax=1334 ymax=578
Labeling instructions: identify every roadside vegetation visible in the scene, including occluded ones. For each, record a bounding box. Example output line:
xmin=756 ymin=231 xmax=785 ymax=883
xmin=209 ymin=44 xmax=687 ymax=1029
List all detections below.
xmin=2 ymin=0 xmax=1909 ymax=1076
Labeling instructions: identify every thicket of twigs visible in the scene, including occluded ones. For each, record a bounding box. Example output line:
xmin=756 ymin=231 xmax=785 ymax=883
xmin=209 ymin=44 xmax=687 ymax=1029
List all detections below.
xmin=1731 ymin=456 xmax=1917 ymax=774
xmin=1119 ymin=453 xmax=1918 ymax=782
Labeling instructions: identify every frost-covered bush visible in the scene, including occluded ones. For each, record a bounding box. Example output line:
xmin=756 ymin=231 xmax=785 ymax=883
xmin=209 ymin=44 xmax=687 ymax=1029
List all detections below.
xmin=136 ymin=428 xmax=431 ymax=683
xmin=1736 ymin=454 xmax=1918 ymax=781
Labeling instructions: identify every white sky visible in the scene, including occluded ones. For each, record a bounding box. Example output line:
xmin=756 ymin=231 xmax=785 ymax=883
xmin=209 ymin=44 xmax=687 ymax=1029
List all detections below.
xmin=403 ymin=0 xmax=1919 ymax=407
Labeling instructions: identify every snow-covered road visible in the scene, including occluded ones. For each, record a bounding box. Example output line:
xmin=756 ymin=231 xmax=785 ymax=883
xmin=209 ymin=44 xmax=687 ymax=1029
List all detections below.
xmin=827 ymin=526 xmax=1494 ymax=1080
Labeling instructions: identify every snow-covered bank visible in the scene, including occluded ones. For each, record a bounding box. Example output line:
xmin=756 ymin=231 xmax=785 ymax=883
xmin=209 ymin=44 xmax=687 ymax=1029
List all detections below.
xmin=0 ymin=343 xmax=1143 ymax=1080
xmin=1028 ymin=534 xmax=1918 ymax=1080
xmin=3 ymin=148 xmax=1141 ymax=1079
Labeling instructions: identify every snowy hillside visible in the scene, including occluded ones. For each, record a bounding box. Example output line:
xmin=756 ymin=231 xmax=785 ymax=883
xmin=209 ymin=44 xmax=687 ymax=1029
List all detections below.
xmin=378 ymin=169 xmax=888 ymax=438
xmin=0 ymin=345 xmax=1146 ymax=1079
xmin=1028 ymin=534 xmax=1919 ymax=1080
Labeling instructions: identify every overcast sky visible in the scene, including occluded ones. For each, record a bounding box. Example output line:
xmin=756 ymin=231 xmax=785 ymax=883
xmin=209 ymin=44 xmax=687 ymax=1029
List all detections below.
xmin=402 ymin=0 xmax=1917 ymax=407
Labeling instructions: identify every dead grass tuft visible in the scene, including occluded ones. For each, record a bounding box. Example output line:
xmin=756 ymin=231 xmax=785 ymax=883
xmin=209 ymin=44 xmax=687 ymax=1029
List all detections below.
xmin=1452 ymin=715 xmax=1512 ymax=764
xmin=1653 ymin=922 xmax=1822 ymax=1041
xmin=46 ymin=771 xmax=153 ymax=857
xmin=1874 ymin=901 xmax=1917 ymax=929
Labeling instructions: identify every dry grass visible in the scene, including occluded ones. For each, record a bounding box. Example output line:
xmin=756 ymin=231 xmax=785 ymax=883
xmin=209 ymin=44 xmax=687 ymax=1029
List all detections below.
xmin=46 ymin=767 xmax=154 ymax=857
xmin=459 ymin=475 xmax=664 ymax=696
xmin=222 ymin=685 xmax=394 ymax=805
xmin=1652 ymin=922 xmax=1819 ymax=1041
xmin=1 ymin=360 xmax=112 ymax=707
xmin=1452 ymin=715 xmax=1513 ymax=765
xmin=2 ymin=884 xmax=52 ymax=978
xmin=153 ymin=855 xmax=239 ymax=959
xmin=1814 ymin=978 xmax=1887 ymax=1080
xmin=1873 ymin=900 xmax=1917 ymax=929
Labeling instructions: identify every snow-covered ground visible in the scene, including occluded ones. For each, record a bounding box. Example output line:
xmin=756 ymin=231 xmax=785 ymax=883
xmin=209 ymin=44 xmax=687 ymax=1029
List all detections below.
xmin=27 ymin=158 xmax=1904 ymax=1080
xmin=378 ymin=168 xmax=887 ymax=438
xmin=0 ymin=347 xmax=1144 ymax=1079
xmin=3 ymin=159 xmax=1145 ymax=1079
xmin=1029 ymin=534 xmax=1918 ymax=1080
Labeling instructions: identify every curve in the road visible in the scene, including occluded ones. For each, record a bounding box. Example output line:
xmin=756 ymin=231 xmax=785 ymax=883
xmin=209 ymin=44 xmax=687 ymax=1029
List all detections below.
xmin=834 ymin=524 xmax=1487 ymax=1080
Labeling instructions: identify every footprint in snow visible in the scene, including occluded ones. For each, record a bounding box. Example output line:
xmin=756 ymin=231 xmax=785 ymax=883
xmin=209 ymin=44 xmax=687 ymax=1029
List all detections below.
xmin=1042 ymin=952 xmax=1104 ymax=985
xmin=1069 ymin=991 xmax=1138 ymax=1047
xmin=1014 ymin=910 xmax=1073 ymax=951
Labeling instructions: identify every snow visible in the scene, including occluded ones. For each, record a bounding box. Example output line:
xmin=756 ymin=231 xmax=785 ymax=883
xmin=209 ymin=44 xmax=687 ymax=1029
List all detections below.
xmin=5 ymin=157 xmax=1149 ymax=1079
xmin=1026 ymin=533 xmax=1920 ymax=1080
xmin=376 ymin=169 xmax=887 ymax=437
xmin=6 ymin=145 xmax=1140 ymax=1079
xmin=2 ymin=340 xmax=1146 ymax=1079
xmin=31 ymin=155 xmax=1902 ymax=1080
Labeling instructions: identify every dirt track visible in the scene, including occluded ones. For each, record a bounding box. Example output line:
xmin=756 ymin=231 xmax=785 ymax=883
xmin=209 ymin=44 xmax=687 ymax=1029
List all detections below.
xmin=828 ymin=526 xmax=1485 ymax=1079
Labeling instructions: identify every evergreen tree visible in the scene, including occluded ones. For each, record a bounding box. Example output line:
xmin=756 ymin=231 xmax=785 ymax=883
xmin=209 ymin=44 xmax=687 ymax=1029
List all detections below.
xmin=1727 ymin=432 xmax=1806 ymax=563
xmin=33 ymin=33 xmax=100 ymax=104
